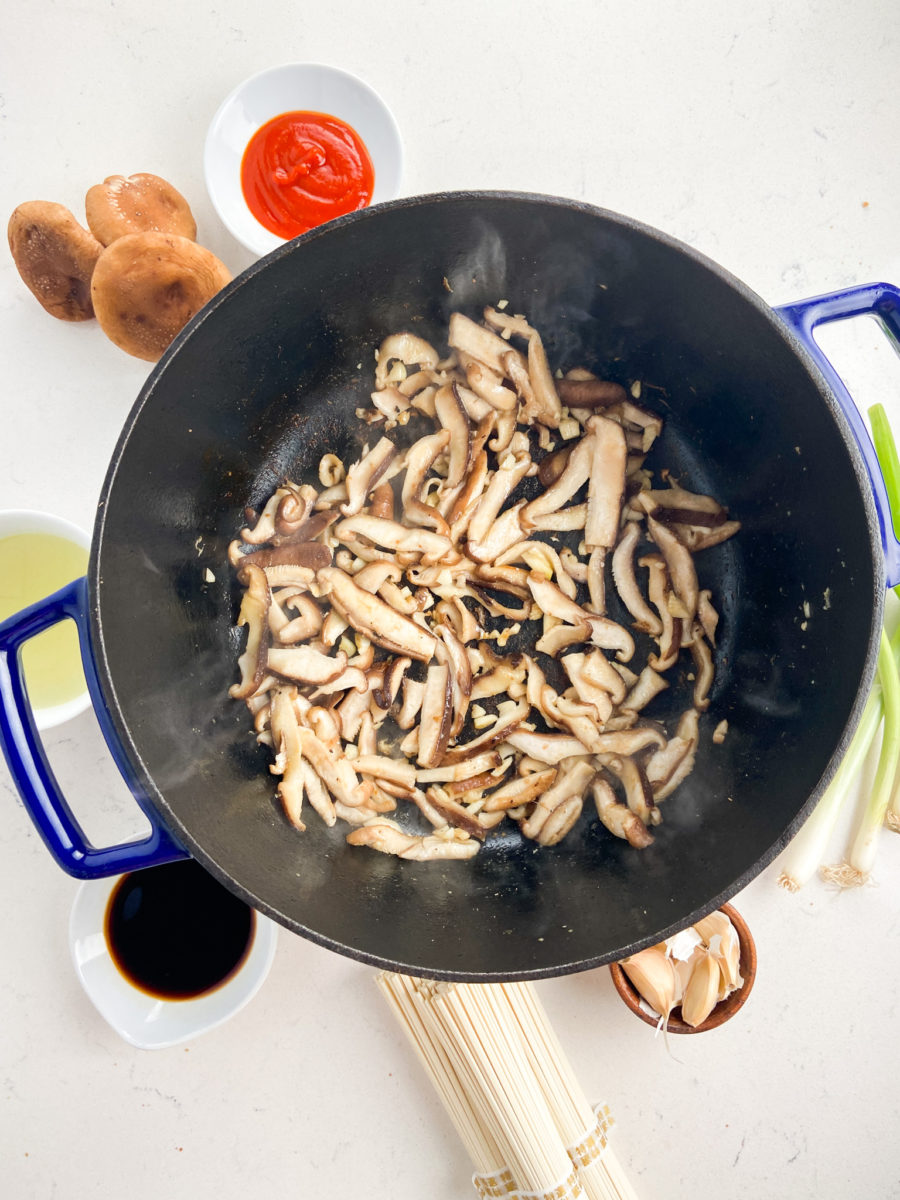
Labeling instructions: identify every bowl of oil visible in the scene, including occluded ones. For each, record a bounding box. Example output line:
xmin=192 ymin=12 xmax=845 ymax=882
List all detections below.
xmin=70 ymin=858 xmax=278 ymax=1049
xmin=0 ymin=510 xmax=91 ymax=730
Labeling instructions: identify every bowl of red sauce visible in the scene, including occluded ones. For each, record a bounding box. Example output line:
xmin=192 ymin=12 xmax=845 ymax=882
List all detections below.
xmin=204 ymin=63 xmax=403 ymax=257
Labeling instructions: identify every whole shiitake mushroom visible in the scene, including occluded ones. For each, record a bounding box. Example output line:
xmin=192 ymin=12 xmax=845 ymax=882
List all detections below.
xmin=85 ymin=173 xmax=197 ymax=245
xmin=90 ymin=231 xmax=231 ymax=361
xmin=8 ymin=201 xmax=104 ymax=321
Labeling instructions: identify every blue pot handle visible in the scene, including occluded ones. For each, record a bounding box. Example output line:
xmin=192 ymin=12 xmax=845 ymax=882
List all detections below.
xmin=0 ymin=576 xmax=188 ymax=878
xmin=775 ymin=281 xmax=900 ymax=589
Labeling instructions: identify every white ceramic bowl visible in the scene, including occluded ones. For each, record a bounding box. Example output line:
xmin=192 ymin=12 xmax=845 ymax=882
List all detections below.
xmin=0 ymin=509 xmax=91 ymax=731
xmin=70 ymin=872 xmax=278 ymax=1050
xmin=204 ymin=62 xmax=403 ymax=258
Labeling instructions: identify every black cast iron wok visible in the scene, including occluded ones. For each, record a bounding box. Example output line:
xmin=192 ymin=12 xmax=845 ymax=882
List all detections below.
xmin=2 ymin=192 xmax=900 ymax=981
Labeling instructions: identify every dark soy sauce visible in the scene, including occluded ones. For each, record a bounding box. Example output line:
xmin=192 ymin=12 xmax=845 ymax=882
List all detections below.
xmin=104 ymin=860 xmax=255 ymax=1001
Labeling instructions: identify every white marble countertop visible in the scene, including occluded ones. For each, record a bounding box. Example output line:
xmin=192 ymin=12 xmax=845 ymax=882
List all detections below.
xmin=4 ymin=3 xmax=900 ymax=1197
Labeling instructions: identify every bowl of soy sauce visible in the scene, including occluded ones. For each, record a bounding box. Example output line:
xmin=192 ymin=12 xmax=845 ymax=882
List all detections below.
xmin=70 ymin=859 xmax=278 ymax=1049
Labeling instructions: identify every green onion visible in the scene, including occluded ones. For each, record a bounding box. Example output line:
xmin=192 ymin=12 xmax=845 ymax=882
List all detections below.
xmin=869 ymin=402 xmax=900 ymax=836
xmin=779 ymin=403 xmax=900 ymax=890
xmin=870 ymin=403 xmax=900 ymax=547
xmin=778 ymin=681 xmax=883 ymax=891
xmin=826 ymin=629 xmax=900 ymax=884
xmin=889 ymin=619 xmax=900 ymax=833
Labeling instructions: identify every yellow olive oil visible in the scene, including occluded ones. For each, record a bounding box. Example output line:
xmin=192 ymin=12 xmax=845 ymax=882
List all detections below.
xmin=0 ymin=532 xmax=89 ymax=711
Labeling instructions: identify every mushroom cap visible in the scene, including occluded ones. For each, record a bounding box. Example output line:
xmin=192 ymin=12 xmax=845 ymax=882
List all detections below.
xmin=91 ymin=232 xmax=231 ymax=361
xmin=8 ymin=201 xmax=104 ymax=321
xmin=85 ymin=173 xmax=197 ymax=245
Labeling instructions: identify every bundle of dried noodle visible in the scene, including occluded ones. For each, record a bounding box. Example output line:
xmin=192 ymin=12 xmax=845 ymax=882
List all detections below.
xmin=377 ymin=973 xmax=638 ymax=1200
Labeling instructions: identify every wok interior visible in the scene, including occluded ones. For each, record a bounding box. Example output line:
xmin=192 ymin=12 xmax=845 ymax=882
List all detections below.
xmin=92 ymin=195 xmax=880 ymax=978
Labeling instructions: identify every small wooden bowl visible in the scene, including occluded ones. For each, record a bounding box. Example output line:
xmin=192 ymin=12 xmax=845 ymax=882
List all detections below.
xmin=609 ymin=902 xmax=757 ymax=1034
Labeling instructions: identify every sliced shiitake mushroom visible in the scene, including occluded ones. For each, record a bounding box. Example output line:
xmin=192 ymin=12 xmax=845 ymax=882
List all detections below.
xmin=228 ymin=303 xmax=740 ymax=863
xmin=8 ymin=201 xmax=103 ymax=321
xmin=90 ymin=232 xmax=231 ymax=361
xmin=85 ymin=173 xmax=197 ymax=245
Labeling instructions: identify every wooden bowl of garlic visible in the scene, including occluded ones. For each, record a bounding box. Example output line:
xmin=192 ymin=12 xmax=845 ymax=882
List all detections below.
xmin=609 ymin=903 xmax=757 ymax=1034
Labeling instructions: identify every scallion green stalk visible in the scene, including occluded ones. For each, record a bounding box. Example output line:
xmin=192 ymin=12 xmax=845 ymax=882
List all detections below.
xmin=837 ymin=628 xmax=900 ymax=883
xmin=869 ymin=403 xmax=900 ymax=541
xmin=869 ymin=402 xmax=900 ymax=835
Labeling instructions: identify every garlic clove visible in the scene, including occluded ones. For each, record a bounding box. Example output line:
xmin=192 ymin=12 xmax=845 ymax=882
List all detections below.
xmin=665 ymin=927 xmax=703 ymax=962
xmin=671 ymin=944 xmax=706 ymax=1006
xmin=621 ymin=947 xmax=677 ymax=1018
xmin=692 ymin=910 xmax=732 ymax=946
xmin=708 ymin=923 xmax=743 ymax=999
xmin=680 ymin=950 xmax=722 ymax=1028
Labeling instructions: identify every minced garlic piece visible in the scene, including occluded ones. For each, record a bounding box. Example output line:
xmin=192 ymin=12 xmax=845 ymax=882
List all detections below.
xmin=472 ymin=713 xmax=497 ymax=730
xmin=495 ymin=623 xmax=520 ymax=648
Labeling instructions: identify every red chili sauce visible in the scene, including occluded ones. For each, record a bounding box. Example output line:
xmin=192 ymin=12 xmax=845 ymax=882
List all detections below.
xmin=241 ymin=110 xmax=375 ymax=239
